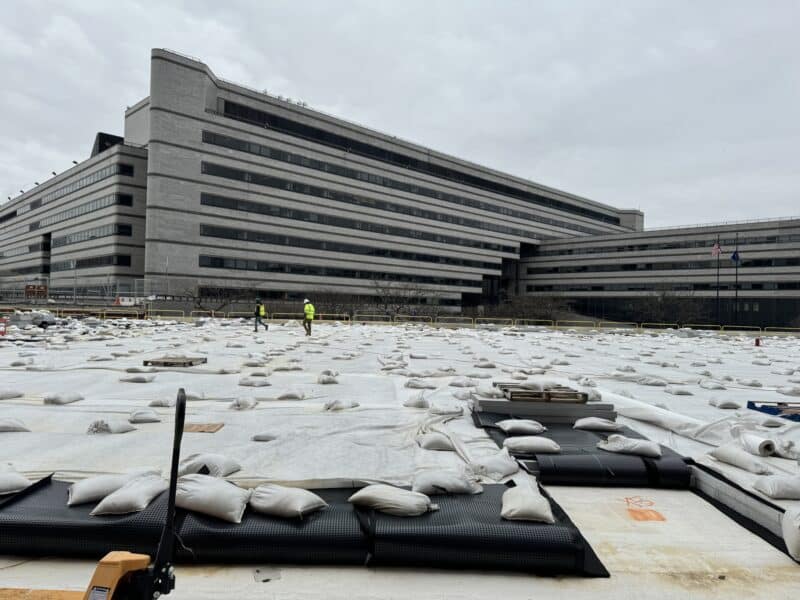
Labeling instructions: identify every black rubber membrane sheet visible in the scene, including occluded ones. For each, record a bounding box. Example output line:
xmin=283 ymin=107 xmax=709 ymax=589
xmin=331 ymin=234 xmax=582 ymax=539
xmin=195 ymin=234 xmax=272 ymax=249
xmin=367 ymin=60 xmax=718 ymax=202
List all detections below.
xmin=473 ymin=410 xmax=691 ymax=489
xmin=0 ymin=476 xmax=609 ymax=577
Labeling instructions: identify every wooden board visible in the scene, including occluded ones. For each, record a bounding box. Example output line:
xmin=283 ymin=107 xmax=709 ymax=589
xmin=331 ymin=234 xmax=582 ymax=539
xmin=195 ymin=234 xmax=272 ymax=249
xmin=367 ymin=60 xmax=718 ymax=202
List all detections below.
xmin=184 ymin=422 xmax=224 ymax=433
xmin=143 ymin=357 xmax=208 ymax=367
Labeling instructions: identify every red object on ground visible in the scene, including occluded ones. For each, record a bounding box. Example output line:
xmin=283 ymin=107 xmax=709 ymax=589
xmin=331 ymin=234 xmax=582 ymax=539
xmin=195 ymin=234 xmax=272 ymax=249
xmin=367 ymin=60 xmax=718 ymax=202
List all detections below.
xmin=755 ymin=337 xmax=762 ymax=347
xmin=0 ymin=318 xmax=7 ymax=336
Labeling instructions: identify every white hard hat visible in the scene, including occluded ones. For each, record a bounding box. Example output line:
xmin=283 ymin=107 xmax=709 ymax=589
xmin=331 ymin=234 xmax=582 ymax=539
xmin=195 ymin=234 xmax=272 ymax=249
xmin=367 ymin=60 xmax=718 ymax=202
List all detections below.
xmin=304 ymin=298 xmax=310 ymax=303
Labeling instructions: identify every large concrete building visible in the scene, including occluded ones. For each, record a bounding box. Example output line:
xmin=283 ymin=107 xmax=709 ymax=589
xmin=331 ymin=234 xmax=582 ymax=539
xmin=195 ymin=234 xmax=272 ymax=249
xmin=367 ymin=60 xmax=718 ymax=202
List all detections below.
xmin=1 ymin=49 xmax=798 ymax=325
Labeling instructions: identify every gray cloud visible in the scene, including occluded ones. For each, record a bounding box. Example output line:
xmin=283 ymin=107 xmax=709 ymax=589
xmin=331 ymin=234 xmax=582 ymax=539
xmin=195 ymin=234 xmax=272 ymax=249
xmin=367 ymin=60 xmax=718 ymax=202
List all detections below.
xmin=2 ymin=0 xmax=798 ymax=227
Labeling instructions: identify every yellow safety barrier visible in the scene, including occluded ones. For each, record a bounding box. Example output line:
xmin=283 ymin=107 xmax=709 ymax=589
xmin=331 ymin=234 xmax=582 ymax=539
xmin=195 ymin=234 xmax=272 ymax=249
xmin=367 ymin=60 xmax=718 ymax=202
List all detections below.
xmin=352 ymin=314 xmax=395 ymax=325
xmin=190 ymin=310 xmax=215 ymax=318
xmin=555 ymin=320 xmax=597 ymax=329
xmin=475 ymin=317 xmax=515 ymax=326
xmin=434 ymin=316 xmax=475 ymax=327
xmin=684 ymin=323 xmax=722 ymax=331
xmin=721 ymin=325 xmax=762 ymax=332
xmin=58 ymin=308 xmax=104 ymax=318
xmin=598 ymin=321 xmax=639 ymax=329
xmin=103 ymin=309 xmax=142 ymax=320
xmin=226 ymin=311 xmax=253 ymax=319
xmin=316 ymin=313 xmax=351 ymax=322
xmin=514 ymin=319 xmax=555 ymax=327
xmin=268 ymin=312 xmax=303 ymax=322
xmin=764 ymin=327 xmax=800 ymax=333
xmin=0 ymin=306 xmax=17 ymax=315
xmin=146 ymin=309 xmax=186 ymax=320
xmin=641 ymin=322 xmax=679 ymax=329
xmin=394 ymin=315 xmax=433 ymax=323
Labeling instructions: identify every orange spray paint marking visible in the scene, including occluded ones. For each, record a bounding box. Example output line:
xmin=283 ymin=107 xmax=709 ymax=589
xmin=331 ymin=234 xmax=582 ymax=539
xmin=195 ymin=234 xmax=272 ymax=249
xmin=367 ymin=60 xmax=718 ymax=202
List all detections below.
xmin=623 ymin=496 xmax=666 ymax=521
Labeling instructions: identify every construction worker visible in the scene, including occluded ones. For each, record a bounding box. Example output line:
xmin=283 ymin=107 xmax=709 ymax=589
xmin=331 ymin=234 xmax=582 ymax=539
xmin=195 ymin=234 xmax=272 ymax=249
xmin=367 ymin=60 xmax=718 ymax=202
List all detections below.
xmin=254 ymin=298 xmax=267 ymax=333
xmin=303 ymin=298 xmax=315 ymax=336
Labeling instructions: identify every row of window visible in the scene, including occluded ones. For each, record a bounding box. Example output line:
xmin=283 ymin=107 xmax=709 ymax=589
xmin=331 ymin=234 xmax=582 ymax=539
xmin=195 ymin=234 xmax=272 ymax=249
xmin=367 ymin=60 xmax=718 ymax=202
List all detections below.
xmin=30 ymin=194 xmax=133 ymax=231
xmin=5 ymin=164 xmax=135 ymax=223
xmin=199 ymin=224 xmax=497 ymax=270
xmin=1 ymin=263 xmax=49 ymax=276
xmin=527 ymin=256 xmax=800 ymax=275
xmin=50 ymin=254 xmax=132 ymax=272
xmin=528 ymin=282 xmax=800 ymax=292
xmin=220 ymin=100 xmax=621 ymax=225
xmin=199 ymin=191 xmax=516 ymax=254
xmin=199 ymin=158 xmax=538 ymax=241
xmin=199 ymin=255 xmax=481 ymax=289
xmin=52 ymin=224 xmax=133 ymax=248
xmin=537 ymin=233 xmax=800 ymax=257
xmin=203 ymin=131 xmax=605 ymax=237
xmin=0 ymin=242 xmax=49 ymax=259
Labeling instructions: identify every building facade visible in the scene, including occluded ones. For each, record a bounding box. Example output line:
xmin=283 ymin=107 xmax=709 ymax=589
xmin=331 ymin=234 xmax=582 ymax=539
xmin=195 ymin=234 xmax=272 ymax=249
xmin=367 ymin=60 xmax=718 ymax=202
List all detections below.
xmin=1 ymin=49 xmax=798 ymax=325
xmin=0 ymin=141 xmax=147 ymax=300
xmin=522 ymin=218 xmax=800 ymax=326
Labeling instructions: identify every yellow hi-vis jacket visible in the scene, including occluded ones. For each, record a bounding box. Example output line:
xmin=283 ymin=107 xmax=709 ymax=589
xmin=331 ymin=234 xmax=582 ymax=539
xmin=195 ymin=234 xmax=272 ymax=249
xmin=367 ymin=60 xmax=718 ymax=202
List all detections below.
xmin=304 ymin=303 xmax=315 ymax=319
xmin=258 ymin=304 xmax=266 ymax=317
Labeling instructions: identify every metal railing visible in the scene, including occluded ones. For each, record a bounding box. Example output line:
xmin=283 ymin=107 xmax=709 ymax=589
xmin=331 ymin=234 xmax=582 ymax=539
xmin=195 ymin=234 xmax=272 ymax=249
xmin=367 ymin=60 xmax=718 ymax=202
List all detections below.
xmin=555 ymin=320 xmax=597 ymax=329
xmin=515 ymin=319 xmax=555 ymax=327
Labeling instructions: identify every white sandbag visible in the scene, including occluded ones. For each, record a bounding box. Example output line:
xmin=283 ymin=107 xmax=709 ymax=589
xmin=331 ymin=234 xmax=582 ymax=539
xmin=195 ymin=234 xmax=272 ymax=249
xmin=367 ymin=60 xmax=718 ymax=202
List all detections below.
xmin=777 ymin=386 xmax=800 ymax=397
xmin=277 ymin=390 xmax=305 ymax=401
xmin=68 ymin=469 xmax=160 ymax=505
xmin=44 ymin=392 xmax=83 ymax=405
xmin=782 ymin=508 xmax=800 ymax=561
xmin=149 ymin=397 xmax=175 ymax=408
xmin=87 ymin=420 xmax=137 ymax=434
xmin=348 ymin=484 xmax=438 ymax=516
xmin=736 ymin=378 xmax=762 ymax=388
xmin=0 ymin=417 xmax=29 ymax=432
xmin=753 ymin=475 xmax=800 ymax=500
xmin=90 ymin=475 xmax=168 ymax=516
xmin=178 ymin=453 xmax=241 ymax=477
xmin=0 ymin=471 xmax=32 ymax=495
xmin=473 ymin=361 xmax=496 ymax=369
xmin=417 ymin=432 xmax=455 ymax=451
xmin=403 ymin=392 xmax=430 ymax=409
xmin=238 ymin=376 xmax=271 ymax=387
xmin=409 ymin=353 xmax=427 ymax=359
xmin=405 ymin=378 xmax=436 ymax=389
xmin=664 ymin=385 xmax=692 ymax=396
xmin=449 ymin=376 xmax=476 ymax=388
xmin=470 ymin=448 xmax=519 ymax=481
xmin=738 ymin=432 xmax=775 ymax=457
xmin=129 ymin=409 xmax=161 ymax=424
xmin=317 ymin=374 xmax=338 ymax=384
xmin=466 ymin=371 xmax=493 ymax=379
xmin=474 ymin=384 xmax=505 ymax=399
xmin=0 ymin=390 xmax=23 ymax=400
xmin=496 ymin=419 xmax=547 ymax=435
xmin=251 ymin=432 xmax=277 ymax=442
xmin=709 ymin=444 xmax=772 ymax=474
xmin=637 ymin=376 xmax=668 ymax=387
xmin=119 ymin=375 xmax=156 ymax=383
xmin=709 ymin=398 xmax=741 ymax=409
xmin=504 ymin=436 xmax=561 ymax=454
xmin=774 ymin=440 xmax=800 ymax=460
xmin=249 ymin=484 xmax=328 ymax=518
xmin=230 ymin=397 xmax=258 ymax=410
xmin=176 ymin=474 xmax=251 ymax=523
xmin=412 ymin=470 xmax=483 ymax=495
xmin=451 ymin=389 xmax=472 ymax=401
xmin=428 ymin=403 xmax=463 ymax=417
xmin=500 ymin=482 xmax=555 ymax=523
xmin=573 ymin=417 xmax=622 ymax=432
xmin=324 ymin=399 xmax=360 ymax=411
xmin=597 ymin=434 xmax=662 ymax=458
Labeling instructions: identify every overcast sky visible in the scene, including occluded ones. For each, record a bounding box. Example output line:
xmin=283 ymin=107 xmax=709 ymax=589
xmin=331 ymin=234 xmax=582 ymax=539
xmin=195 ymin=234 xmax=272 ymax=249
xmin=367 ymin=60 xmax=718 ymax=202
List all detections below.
xmin=2 ymin=1 xmax=798 ymax=228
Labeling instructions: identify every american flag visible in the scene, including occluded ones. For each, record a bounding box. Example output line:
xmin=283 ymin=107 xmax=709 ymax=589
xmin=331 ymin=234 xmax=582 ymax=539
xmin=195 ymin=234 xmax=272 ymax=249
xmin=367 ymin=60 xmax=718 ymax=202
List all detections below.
xmin=711 ymin=242 xmax=721 ymax=257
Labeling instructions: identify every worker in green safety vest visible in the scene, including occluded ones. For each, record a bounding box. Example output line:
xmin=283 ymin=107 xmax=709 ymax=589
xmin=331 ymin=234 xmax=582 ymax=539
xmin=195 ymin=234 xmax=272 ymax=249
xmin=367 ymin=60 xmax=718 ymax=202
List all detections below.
xmin=254 ymin=298 xmax=267 ymax=333
xmin=303 ymin=298 xmax=315 ymax=336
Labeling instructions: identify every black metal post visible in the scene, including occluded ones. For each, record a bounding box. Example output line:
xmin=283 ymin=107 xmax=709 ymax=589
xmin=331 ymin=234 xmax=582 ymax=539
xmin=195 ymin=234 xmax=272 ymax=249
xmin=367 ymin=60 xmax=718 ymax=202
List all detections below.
xmin=734 ymin=232 xmax=739 ymax=325
xmin=715 ymin=235 xmax=720 ymax=326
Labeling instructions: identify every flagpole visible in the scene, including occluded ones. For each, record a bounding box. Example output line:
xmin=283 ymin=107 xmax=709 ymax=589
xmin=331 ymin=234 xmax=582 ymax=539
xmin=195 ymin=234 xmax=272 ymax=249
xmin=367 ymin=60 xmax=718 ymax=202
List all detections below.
xmin=734 ymin=232 xmax=739 ymax=325
xmin=715 ymin=235 xmax=720 ymax=326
